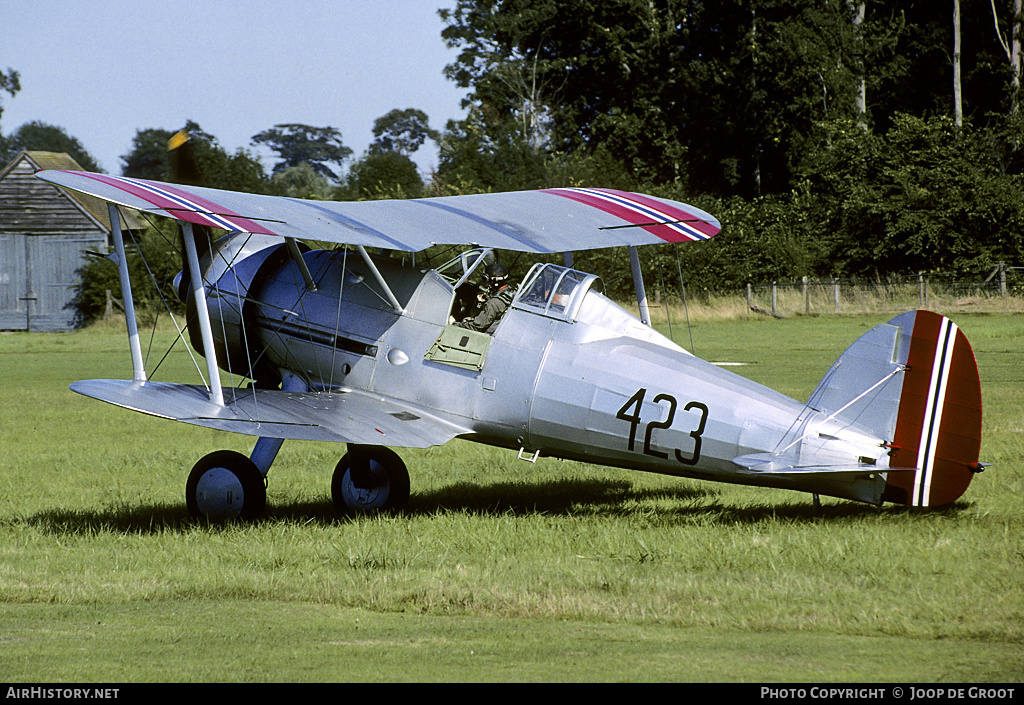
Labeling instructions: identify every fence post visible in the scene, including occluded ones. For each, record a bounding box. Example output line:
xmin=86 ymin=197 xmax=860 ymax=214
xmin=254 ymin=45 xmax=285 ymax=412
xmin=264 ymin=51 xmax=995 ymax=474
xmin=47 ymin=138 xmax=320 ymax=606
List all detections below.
xmin=1000 ymin=261 xmax=1007 ymax=296
xmin=747 ymin=283 xmax=752 ymax=310
xmin=833 ymin=279 xmax=840 ymax=313
xmin=771 ymin=282 xmax=777 ymax=316
xmin=802 ymin=276 xmax=810 ymax=315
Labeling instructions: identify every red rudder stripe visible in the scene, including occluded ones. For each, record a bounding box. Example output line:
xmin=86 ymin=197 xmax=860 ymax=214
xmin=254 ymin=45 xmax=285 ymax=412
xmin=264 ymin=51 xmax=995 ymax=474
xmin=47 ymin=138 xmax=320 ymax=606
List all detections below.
xmin=887 ymin=311 xmax=982 ymax=506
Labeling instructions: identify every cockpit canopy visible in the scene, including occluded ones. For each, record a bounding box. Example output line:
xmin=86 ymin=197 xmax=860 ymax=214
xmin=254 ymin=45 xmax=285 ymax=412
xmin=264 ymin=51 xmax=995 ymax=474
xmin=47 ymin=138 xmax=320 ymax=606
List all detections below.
xmin=511 ymin=263 xmax=602 ymax=322
xmin=435 ymin=247 xmax=494 ymax=288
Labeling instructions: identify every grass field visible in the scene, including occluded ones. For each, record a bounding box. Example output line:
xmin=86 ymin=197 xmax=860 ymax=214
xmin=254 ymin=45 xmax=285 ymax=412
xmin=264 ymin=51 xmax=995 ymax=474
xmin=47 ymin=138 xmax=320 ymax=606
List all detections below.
xmin=1 ymin=309 xmax=1021 ymax=682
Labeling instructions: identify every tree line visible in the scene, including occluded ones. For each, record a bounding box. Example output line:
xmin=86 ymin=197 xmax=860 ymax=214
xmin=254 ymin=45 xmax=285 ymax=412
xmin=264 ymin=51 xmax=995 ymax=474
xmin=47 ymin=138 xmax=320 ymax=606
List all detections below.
xmin=0 ymin=107 xmax=437 ymax=201
xmin=435 ymin=0 xmax=1024 ymax=295
xmin=2 ymin=1 xmax=1023 ymax=319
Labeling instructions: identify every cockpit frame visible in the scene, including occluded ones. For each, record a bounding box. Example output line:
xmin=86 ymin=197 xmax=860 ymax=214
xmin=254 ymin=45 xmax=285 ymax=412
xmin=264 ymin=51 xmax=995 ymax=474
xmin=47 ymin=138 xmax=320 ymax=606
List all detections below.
xmin=511 ymin=262 xmax=602 ymax=323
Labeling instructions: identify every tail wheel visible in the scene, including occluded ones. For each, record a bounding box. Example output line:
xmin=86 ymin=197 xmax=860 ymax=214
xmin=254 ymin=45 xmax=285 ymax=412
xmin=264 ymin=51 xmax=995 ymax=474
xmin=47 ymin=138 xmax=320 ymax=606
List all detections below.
xmin=332 ymin=447 xmax=410 ymax=514
xmin=186 ymin=450 xmax=266 ymax=520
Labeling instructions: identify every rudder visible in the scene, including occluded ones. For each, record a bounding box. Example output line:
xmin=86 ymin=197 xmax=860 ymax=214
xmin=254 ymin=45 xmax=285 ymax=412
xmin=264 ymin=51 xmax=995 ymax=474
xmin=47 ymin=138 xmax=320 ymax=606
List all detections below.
xmin=882 ymin=311 xmax=983 ymax=507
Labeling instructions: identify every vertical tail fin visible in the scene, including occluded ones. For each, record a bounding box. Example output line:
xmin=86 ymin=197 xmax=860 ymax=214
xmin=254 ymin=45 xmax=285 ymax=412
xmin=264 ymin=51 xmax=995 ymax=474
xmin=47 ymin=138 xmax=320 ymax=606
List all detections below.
xmin=738 ymin=310 xmax=984 ymax=507
xmin=882 ymin=311 xmax=983 ymax=507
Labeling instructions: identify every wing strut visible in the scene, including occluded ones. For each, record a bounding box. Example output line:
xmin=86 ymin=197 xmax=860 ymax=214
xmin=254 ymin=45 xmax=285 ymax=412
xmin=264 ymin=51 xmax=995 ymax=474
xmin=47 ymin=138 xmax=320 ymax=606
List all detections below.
xmin=182 ymin=222 xmax=224 ymax=406
xmin=356 ymin=245 xmax=404 ymax=313
xmin=628 ymin=245 xmax=651 ymax=326
xmin=108 ymin=204 xmax=147 ymax=383
xmin=285 ymin=237 xmax=317 ymax=291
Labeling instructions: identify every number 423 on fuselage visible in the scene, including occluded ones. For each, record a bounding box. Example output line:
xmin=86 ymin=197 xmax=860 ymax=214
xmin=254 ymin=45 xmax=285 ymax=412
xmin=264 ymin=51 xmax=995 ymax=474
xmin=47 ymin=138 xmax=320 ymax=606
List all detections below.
xmin=37 ymin=169 xmax=987 ymax=519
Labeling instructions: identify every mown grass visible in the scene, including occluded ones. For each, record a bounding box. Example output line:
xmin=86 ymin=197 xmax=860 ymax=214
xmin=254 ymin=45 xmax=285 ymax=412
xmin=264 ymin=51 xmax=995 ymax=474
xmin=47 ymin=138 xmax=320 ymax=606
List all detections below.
xmin=0 ymin=309 xmax=1021 ymax=682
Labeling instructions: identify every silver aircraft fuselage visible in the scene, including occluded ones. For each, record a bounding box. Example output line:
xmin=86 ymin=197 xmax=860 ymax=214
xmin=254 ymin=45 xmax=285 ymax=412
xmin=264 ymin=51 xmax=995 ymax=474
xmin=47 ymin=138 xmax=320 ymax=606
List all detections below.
xmin=204 ymin=237 xmax=886 ymax=504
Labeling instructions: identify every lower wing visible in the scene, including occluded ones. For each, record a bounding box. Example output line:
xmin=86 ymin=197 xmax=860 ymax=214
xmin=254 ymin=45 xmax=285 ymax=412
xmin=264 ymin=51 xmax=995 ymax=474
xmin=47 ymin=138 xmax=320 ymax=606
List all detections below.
xmin=70 ymin=379 xmax=469 ymax=448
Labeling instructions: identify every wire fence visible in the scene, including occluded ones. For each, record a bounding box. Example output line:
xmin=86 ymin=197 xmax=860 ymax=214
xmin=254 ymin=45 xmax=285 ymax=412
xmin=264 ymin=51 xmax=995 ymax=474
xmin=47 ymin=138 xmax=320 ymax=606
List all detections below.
xmin=643 ymin=265 xmax=1024 ymax=321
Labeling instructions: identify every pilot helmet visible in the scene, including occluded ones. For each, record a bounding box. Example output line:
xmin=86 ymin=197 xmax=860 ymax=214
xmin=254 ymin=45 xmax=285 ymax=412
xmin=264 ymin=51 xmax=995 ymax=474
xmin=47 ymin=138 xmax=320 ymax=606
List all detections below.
xmin=482 ymin=262 xmax=509 ymax=288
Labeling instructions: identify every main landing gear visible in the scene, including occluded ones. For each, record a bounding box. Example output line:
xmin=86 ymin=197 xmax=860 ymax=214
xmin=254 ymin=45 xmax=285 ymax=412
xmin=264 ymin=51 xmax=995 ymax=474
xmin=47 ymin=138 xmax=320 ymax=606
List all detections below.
xmin=184 ymin=443 xmax=410 ymax=521
xmin=185 ymin=450 xmax=266 ymax=521
xmin=332 ymin=446 xmax=410 ymax=514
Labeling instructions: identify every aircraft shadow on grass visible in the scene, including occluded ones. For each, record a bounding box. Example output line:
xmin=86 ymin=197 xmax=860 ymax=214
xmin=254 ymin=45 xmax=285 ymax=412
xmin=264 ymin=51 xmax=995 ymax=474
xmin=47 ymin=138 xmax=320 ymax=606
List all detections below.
xmin=23 ymin=476 xmax=971 ymax=537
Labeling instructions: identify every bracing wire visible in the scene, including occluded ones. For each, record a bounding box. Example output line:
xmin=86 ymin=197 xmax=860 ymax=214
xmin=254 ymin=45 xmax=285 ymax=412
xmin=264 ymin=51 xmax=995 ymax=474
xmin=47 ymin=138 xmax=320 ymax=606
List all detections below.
xmin=117 ymin=208 xmax=205 ymax=382
xmin=657 ymin=250 xmax=674 ymax=343
xmin=674 ymin=244 xmax=696 ymax=355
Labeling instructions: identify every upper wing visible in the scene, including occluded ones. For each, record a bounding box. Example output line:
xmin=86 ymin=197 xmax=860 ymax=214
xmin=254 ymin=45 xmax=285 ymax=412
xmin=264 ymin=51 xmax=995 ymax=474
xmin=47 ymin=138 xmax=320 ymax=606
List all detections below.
xmin=35 ymin=170 xmax=720 ymax=253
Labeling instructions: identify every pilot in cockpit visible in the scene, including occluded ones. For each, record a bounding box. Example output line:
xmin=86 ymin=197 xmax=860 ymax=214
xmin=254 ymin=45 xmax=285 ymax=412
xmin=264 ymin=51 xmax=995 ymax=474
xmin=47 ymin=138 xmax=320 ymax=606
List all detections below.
xmin=454 ymin=262 xmax=517 ymax=334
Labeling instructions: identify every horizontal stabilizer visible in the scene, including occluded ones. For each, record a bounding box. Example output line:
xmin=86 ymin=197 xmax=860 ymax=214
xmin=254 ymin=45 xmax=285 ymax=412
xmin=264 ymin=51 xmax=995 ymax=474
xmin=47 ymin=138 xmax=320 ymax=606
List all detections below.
xmin=733 ymin=450 xmax=916 ymax=506
xmin=70 ymin=379 xmax=469 ymax=448
xmin=733 ymin=452 xmax=915 ymax=476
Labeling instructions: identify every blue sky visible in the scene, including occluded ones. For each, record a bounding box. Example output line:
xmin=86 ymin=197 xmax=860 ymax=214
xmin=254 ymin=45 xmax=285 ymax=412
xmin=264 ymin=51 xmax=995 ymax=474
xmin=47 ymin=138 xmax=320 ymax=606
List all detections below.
xmin=2 ymin=0 xmax=467 ymax=178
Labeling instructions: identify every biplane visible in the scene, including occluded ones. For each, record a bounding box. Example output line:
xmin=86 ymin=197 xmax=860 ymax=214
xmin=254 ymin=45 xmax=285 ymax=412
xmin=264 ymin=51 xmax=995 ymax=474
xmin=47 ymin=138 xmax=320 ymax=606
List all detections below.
xmin=36 ymin=167 xmax=984 ymax=519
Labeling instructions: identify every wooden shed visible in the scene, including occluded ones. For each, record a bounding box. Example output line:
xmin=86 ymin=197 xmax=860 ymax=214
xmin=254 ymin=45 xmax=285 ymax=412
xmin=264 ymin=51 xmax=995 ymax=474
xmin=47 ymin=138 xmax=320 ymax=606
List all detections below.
xmin=0 ymin=151 xmax=142 ymax=331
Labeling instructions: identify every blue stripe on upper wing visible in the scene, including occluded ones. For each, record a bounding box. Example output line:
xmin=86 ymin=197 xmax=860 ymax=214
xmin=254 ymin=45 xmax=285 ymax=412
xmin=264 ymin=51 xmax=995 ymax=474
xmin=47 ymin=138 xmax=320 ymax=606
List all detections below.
xmin=412 ymin=200 xmax=554 ymax=253
xmin=287 ymin=198 xmax=411 ymax=250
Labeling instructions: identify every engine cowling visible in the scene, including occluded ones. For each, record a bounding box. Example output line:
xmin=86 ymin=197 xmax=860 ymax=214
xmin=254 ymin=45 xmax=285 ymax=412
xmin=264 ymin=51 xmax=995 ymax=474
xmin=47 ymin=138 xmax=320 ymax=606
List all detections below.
xmin=181 ymin=233 xmax=297 ymax=388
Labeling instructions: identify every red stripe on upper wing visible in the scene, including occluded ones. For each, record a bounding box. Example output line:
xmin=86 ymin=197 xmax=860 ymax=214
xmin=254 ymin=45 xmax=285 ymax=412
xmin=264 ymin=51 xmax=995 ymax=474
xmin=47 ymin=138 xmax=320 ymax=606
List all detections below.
xmin=75 ymin=173 xmax=277 ymax=236
xmin=542 ymin=188 xmax=715 ymax=243
xmin=598 ymin=189 xmax=721 ymax=239
xmin=151 ymin=180 xmax=278 ymax=236
xmin=76 ymin=173 xmax=210 ymax=224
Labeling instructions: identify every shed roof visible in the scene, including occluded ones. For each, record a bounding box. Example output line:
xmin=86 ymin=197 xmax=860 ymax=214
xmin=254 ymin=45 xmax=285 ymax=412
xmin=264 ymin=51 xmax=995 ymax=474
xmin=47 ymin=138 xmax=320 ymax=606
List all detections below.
xmin=0 ymin=151 xmax=145 ymax=232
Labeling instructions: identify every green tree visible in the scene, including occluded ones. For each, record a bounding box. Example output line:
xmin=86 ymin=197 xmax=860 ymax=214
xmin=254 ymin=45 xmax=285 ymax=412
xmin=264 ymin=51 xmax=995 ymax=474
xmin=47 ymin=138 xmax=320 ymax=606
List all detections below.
xmin=797 ymin=114 xmax=1024 ymax=275
xmin=5 ymin=120 xmax=102 ymax=172
xmin=121 ymin=127 xmax=175 ymax=179
xmin=251 ymin=123 xmax=352 ymax=181
xmin=370 ymin=108 xmax=440 ymax=156
xmin=867 ymin=1 xmax=1016 ymax=129
xmin=192 ymin=140 xmax=269 ymax=194
xmin=441 ymin=0 xmax=680 ymax=182
xmin=346 ymin=150 xmax=424 ymax=200
xmin=989 ymin=0 xmax=1023 ymax=115
xmin=269 ymin=161 xmax=334 ymax=199
xmin=0 ymin=67 xmax=19 ymax=118
xmin=434 ymin=108 xmax=549 ymax=192
xmin=0 ymin=66 xmax=20 ymax=162
xmin=156 ymin=121 xmax=269 ymax=193
xmin=440 ymin=0 xmax=876 ymax=197
xmin=70 ymin=219 xmax=183 ymax=326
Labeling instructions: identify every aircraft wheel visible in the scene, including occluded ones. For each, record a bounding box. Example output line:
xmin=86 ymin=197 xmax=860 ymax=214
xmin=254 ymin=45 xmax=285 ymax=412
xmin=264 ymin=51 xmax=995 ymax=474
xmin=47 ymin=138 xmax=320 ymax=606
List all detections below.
xmin=186 ymin=450 xmax=266 ymax=521
xmin=332 ymin=447 xmax=410 ymax=514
